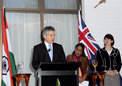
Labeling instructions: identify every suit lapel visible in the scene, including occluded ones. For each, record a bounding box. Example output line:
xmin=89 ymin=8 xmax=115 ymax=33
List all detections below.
xmin=43 ymin=43 xmax=51 ymax=62
xmin=52 ymin=43 xmax=57 ymax=61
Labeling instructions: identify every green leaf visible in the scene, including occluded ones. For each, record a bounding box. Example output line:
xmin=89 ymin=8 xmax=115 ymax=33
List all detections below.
xmin=56 ymin=78 xmax=61 ymax=86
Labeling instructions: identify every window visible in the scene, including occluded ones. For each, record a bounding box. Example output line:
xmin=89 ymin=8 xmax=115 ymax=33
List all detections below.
xmin=45 ymin=0 xmax=77 ymax=10
xmin=4 ymin=0 xmax=38 ymax=8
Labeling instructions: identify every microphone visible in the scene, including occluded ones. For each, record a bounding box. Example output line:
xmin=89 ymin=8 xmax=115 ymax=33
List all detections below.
xmin=48 ymin=49 xmax=50 ymax=52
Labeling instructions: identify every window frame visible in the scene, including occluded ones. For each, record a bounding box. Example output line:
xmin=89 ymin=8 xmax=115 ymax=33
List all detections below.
xmin=2 ymin=0 xmax=81 ymax=30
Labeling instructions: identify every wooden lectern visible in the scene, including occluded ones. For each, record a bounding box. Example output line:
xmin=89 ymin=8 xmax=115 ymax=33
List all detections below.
xmin=37 ymin=62 xmax=81 ymax=86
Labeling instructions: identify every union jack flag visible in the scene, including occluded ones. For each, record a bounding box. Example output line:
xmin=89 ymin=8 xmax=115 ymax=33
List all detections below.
xmin=78 ymin=10 xmax=100 ymax=63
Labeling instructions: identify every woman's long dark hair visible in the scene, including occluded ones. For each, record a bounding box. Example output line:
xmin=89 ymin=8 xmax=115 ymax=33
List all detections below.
xmin=72 ymin=43 xmax=86 ymax=57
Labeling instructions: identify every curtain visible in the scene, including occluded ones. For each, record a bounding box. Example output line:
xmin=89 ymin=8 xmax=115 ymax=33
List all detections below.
xmin=6 ymin=12 xmax=40 ymax=86
xmin=44 ymin=14 xmax=78 ymax=56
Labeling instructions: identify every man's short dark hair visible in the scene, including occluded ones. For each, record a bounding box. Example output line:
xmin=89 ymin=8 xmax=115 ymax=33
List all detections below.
xmin=41 ymin=26 xmax=55 ymax=42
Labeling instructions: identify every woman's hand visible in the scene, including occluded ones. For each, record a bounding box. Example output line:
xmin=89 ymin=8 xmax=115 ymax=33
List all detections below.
xmin=105 ymin=70 xmax=113 ymax=76
xmin=105 ymin=70 xmax=111 ymax=75
xmin=113 ymin=70 xmax=118 ymax=73
xmin=104 ymin=70 xmax=107 ymax=73
xmin=110 ymin=71 xmax=116 ymax=76
xmin=79 ymin=76 xmax=84 ymax=83
xmin=110 ymin=70 xmax=117 ymax=76
xmin=105 ymin=70 xmax=117 ymax=76
xmin=79 ymin=74 xmax=87 ymax=83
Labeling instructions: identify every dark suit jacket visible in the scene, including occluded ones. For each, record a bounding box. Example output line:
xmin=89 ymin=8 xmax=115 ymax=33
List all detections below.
xmin=32 ymin=42 xmax=66 ymax=70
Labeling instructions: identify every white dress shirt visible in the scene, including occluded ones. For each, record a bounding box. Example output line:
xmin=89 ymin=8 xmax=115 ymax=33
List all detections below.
xmin=44 ymin=41 xmax=53 ymax=61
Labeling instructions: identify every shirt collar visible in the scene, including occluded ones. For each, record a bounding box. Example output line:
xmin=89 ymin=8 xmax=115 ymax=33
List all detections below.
xmin=102 ymin=47 xmax=114 ymax=51
xmin=44 ymin=41 xmax=53 ymax=50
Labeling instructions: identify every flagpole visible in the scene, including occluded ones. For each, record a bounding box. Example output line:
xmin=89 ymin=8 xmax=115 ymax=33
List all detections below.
xmin=0 ymin=10 xmax=2 ymax=86
xmin=78 ymin=0 xmax=83 ymax=20
xmin=79 ymin=0 xmax=82 ymax=11
xmin=0 ymin=0 xmax=3 ymax=85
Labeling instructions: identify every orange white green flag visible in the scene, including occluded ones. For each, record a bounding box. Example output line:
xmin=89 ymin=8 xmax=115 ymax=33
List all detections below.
xmin=2 ymin=8 xmax=17 ymax=86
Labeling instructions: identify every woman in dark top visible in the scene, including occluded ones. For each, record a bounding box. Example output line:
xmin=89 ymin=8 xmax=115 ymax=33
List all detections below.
xmin=96 ymin=34 xmax=121 ymax=86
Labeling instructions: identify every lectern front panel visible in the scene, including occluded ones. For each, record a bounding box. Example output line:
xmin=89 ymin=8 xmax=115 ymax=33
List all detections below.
xmin=38 ymin=62 xmax=80 ymax=86
xmin=42 ymin=75 xmax=78 ymax=86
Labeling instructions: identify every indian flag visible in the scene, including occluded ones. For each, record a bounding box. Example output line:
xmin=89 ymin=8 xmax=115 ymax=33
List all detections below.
xmin=2 ymin=8 xmax=17 ymax=86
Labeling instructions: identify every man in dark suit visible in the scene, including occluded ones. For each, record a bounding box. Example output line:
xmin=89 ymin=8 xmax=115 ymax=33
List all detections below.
xmin=32 ymin=26 xmax=66 ymax=86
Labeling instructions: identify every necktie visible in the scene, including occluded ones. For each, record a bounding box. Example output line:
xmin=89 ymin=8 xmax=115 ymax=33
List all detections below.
xmin=49 ymin=44 xmax=53 ymax=61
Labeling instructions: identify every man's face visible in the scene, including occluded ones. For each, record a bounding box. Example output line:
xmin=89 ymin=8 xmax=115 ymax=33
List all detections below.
xmin=44 ymin=31 xmax=55 ymax=44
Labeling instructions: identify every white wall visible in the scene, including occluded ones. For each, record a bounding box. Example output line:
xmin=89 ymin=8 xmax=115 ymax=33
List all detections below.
xmin=82 ymin=0 xmax=122 ymax=75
